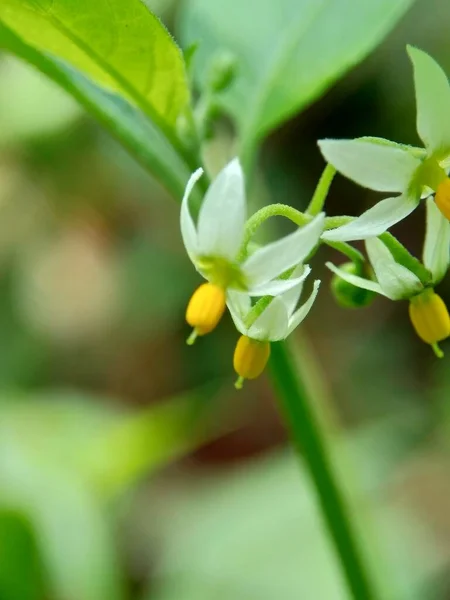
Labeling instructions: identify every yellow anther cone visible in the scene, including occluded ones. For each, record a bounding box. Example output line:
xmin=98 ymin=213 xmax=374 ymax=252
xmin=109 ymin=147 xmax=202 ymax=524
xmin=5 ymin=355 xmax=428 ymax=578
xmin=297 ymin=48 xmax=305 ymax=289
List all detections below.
xmin=435 ymin=178 xmax=450 ymax=220
xmin=186 ymin=283 xmax=226 ymax=341
xmin=233 ymin=335 xmax=271 ymax=388
xmin=409 ymin=290 xmax=450 ymax=355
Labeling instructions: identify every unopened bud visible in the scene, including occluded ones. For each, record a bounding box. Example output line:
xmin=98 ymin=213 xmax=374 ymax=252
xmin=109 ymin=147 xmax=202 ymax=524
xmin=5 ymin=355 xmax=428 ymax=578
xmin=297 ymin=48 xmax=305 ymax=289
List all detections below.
xmin=331 ymin=262 xmax=376 ymax=308
xmin=207 ymin=51 xmax=237 ymax=93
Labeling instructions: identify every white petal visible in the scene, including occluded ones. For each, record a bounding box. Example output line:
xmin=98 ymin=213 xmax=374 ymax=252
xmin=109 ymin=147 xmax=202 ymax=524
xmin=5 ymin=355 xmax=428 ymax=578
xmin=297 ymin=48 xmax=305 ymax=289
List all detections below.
xmin=226 ymin=290 xmax=250 ymax=335
xmin=408 ymin=46 xmax=450 ymax=156
xmin=322 ymin=194 xmax=419 ymax=242
xmin=318 ymin=138 xmax=421 ymax=192
xmin=197 ymin=158 xmax=246 ymax=259
xmin=365 ymin=238 xmax=423 ymax=300
xmin=248 ymin=272 xmax=311 ymax=297
xmin=286 ymin=280 xmax=321 ymax=336
xmin=423 ymin=197 xmax=450 ymax=283
xmin=248 ymin=297 xmax=289 ymax=341
xmin=326 ymin=262 xmax=385 ymax=296
xmin=243 ymin=213 xmax=324 ymax=286
xmin=279 ymin=265 xmax=311 ymax=316
xmin=180 ymin=168 xmax=203 ymax=260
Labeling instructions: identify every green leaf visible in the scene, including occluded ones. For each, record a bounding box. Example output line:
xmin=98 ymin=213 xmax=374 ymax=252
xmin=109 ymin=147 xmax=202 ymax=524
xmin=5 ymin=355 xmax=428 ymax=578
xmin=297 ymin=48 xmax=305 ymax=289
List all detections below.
xmin=0 ymin=0 xmax=190 ymax=128
xmin=0 ymin=21 xmax=196 ymax=200
xmin=148 ymin=424 xmax=438 ymax=600
xmin=179 ymin=0 xmax=415 ymax=166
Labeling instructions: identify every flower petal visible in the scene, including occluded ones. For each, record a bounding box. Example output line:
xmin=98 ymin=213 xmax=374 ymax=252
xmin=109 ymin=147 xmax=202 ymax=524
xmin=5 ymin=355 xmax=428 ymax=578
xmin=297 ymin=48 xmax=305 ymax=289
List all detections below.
xmin=279 ymin=265 xmax=311 ymax=316
xmin=180 ymin=168 xmax=203 ymax=260
xmin=286 ymin=280 xmax=321 ymax=336
xmin=248 ymin=272 xmax=312 ymax=297
xmin=423 ymin=197 xmax=450 ymax=284
xmin=318 ymin=138 xmax=421 ymax=192
xmin=326 ymin=262 xmax=385 ymax=296
xmin=248 ymin=297 xmax=289 ymax=341
xmin=408 ymin=46 xmax=450 ymax=157
xmin=197 ymin=158 xmax=246 ymax=259
xmin=322 ymin=194 xmax=419 ymax=242
xmin=243 ymin=213 xmax=324 ymax=286
xmin=226 ymin=290 xmax=250 ymax=335
xmin=365 ymin=238 xmax=423 ymax=300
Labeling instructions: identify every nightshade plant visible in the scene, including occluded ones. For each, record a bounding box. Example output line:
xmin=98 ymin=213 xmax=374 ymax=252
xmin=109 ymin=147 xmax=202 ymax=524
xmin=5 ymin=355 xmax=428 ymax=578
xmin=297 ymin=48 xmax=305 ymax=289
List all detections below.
xmin=0 ymin=0 xmax=446 ymax=598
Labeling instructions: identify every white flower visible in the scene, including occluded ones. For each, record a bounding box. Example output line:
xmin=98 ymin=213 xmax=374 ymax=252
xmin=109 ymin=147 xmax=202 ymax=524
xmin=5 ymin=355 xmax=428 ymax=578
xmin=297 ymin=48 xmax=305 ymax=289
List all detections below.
xmin=326 ymin=198 xmax=450 ymax=300
xmin=181 ymin=158 xmax=325 ymax=296
xmin=319 ymin=46 xmax=450 ymax=242
xmin=227 ymin=266 xmax=321 ymax=341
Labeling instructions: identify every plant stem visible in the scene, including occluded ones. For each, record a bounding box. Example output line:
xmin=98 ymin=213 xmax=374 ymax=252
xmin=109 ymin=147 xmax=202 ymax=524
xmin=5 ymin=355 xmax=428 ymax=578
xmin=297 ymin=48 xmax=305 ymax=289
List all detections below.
xmin=268 ymin=340 xmax=378 ymax=600
xmin=307 ymin=163 xmax=336 ymax=215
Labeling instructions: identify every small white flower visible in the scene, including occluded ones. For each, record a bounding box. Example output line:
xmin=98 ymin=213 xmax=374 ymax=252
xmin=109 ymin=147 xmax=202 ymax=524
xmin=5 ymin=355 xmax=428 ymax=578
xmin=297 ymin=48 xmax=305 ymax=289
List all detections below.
xmin=181 ymin=158 xmax=325 ymax=296
xmin=326 ymin=198 xmax=450 ymax=299
xmin=227 ymin=266 xmax=321 ymax=341
xmin=319 ymin=46 xmax=450 ymax=242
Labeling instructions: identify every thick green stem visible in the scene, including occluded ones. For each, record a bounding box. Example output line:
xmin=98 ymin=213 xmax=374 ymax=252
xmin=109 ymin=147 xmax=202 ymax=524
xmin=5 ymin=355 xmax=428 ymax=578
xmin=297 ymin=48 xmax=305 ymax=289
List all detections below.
xmin=268 ymin=341 xmax=379 ymax=600
xmin=307 ymin=164 xmax=336 ymax=215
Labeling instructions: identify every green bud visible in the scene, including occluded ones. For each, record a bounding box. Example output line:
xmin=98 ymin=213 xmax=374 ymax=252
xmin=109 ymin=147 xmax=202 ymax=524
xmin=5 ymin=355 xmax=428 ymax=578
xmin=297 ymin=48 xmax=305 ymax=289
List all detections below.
xmin=176 ymin=110 xmax=198 ymax=150
xmin=207 ymin=51 xmax=237 ymax=93
xmin=331 ymin=262 xmax=376 ymax=309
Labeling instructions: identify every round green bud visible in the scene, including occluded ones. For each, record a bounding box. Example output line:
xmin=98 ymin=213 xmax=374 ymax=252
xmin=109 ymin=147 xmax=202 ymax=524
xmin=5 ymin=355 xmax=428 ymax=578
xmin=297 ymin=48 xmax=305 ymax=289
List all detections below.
xmin=331 ymin=262 xmax=376 ymax=309
xmin=207 ymin=51 xmax=238 ymax=93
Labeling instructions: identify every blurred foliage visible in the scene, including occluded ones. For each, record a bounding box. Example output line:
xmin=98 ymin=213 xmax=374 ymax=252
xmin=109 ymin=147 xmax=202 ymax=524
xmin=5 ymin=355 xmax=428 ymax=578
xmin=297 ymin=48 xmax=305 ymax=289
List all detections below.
xmin=0 ymin=0 xmax=448 ymax=599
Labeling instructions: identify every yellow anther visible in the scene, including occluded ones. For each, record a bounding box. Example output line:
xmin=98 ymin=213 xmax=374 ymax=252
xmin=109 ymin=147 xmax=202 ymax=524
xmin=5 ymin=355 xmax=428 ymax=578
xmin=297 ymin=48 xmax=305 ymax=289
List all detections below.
xmin=185 ymin=283 xmax=226 ymax=341
xmin=409 ymin=289 xmax=450 ymax=354
xmin=435 ymin=177 xmax=450 ymax=220
xmin=233 ymin=335 xmax=271 ymax=387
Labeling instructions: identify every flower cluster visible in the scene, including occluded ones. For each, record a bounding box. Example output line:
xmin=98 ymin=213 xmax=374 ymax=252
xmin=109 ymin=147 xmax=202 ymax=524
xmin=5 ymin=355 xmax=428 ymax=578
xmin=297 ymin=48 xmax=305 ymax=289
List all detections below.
xmin=180 ymin=46 xmax=450 ymax=386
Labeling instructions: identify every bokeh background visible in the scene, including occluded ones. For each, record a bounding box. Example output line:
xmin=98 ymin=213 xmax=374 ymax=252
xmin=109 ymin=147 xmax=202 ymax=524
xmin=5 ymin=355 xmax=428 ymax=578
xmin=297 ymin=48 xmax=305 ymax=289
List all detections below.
xmin=1 ymin=0 xmax=450 ymax=598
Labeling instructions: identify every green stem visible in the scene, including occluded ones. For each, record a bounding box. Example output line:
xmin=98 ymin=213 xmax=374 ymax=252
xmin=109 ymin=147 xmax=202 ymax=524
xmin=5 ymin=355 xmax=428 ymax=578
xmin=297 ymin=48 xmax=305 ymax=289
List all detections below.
xmin=237 ymin=204 xmax=311 ymax=261
xmin=324 ymin=240 xmax=365 ymax=265
xmin=269 ymin=341 xmax=378 ymax=600
xmin=307 ymin=164 xmax=336 ymax=215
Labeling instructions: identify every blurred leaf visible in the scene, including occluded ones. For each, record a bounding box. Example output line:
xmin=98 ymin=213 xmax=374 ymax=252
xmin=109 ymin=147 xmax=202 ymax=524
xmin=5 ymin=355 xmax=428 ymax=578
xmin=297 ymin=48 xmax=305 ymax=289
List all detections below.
xmin=0 ymin=397 xmax=124 ymax=600
xmin=0 ymin=0 xmax=190 ymax=128
xmin=0 ymin=387 xmax=234 ymax=599
xmin=179 ymin=0 xmax=414 ymax=166
xmin=0 ymin=56 xmax=80 ymax=145
xmin=0 ymin=512 xmax=44 ymax=600
xmin=0 ymin=19 xmax=196 ymax=199
xmin=148 ymin=423 xmax=440 ymax=600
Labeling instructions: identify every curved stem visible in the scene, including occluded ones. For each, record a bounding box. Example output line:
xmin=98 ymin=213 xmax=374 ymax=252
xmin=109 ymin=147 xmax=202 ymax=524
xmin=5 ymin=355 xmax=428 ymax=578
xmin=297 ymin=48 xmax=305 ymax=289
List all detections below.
xmin=237 ymin=204 xmax=311 ymax=261
xmin=307 ymin=164 xmax=336 ymax=216
xmin=268 ymin=340 xmax=379 ymax=600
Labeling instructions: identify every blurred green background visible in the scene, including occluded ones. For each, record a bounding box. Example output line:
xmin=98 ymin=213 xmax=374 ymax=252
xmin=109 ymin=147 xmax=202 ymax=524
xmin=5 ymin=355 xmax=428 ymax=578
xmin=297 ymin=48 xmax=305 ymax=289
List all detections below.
xmin=1 ymin=0 xmax=450 ymax=599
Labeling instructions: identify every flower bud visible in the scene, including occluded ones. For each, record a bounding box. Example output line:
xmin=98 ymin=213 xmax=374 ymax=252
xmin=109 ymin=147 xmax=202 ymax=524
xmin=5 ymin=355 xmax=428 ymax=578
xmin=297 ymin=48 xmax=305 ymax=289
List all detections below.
xmin=330 ymin=262 xmax=376 ymax=308
xmin=207 ymin=51 xmax=237 ymax=93
xmin=409 ymin=289 xmax=450 ymax=348
xmin=435 ymin=178 xmax=450 ymax=220
xmin=186 ymin=283 xmax=226 ymax=342
xmin=233 ymin=335 xmax=271 ymax=388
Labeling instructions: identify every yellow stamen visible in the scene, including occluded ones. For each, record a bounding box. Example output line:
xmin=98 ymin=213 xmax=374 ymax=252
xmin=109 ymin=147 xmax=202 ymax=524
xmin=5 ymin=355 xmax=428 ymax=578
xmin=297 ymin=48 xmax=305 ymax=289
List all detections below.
xmin=435 ymin=177 xmax=450 ymax=220
xmin=185 ymin=283 xmax=226 ymax=341
xmin=409 ymin=289 xmax=450 ymax=353
xmin=233 ymin=335 xmax=271 ymax=387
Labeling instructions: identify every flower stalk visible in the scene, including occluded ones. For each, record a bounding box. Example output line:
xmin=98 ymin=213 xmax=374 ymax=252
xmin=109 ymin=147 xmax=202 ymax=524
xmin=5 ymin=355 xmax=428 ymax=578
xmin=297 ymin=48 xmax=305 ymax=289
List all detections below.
xmin=269 ymin=340 xmax=379 ymax=600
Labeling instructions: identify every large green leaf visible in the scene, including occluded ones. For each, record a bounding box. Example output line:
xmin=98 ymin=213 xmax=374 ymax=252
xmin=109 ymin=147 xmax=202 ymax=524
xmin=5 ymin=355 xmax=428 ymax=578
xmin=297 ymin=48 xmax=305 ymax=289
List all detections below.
xmin=179 ymin=0 xmax=414 ymax=165
xmin=0 ymin=21 xmax=196 ymax=199
xmin=0 ymin=0 xmax=189 ymax=128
